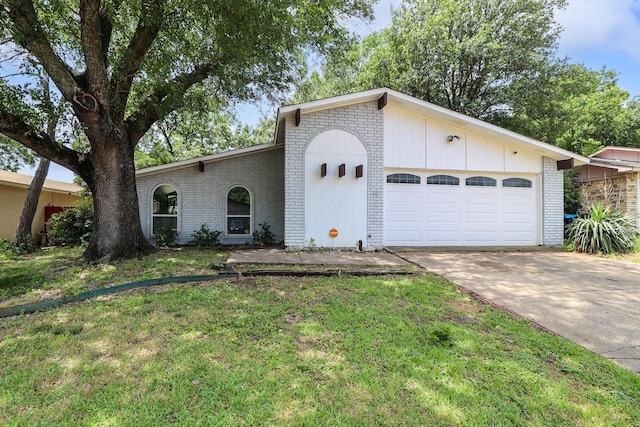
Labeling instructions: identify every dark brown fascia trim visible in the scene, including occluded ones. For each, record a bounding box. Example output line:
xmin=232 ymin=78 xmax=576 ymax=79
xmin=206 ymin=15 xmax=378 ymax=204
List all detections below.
xmin=556 ymin=158 xmax=574 ymax=170
xmin=377 ymin=92 xmax=388 ymax=110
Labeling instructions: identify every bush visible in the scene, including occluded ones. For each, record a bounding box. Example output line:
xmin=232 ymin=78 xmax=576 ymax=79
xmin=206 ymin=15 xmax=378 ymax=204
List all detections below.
xmin=47 ymin=199 xmax=94 ymax=247
xmin=0 ymin=237 xmax=37 ymax=256
xmin=252 ymin=222 xmax=275 ymax=245
xmin=0 ymin=238 xmax=13 ymax=254
xmin=566 ymin=203 xmax=637 ymax=254
xmin=190 ymin=224 xmax=221 ymax=247
xmin=13 ymin=234 xmax=38 ymax=254
xmin=154 ymin=226 xmax=179 ymax=247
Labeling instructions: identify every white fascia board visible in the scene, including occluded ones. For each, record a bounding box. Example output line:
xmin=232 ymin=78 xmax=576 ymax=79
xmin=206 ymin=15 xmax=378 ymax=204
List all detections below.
xmin=278 ymin=88 xmax=387 ymax=116
xmin=277 ymin=87 xmax=588 ymax=166
xmin=135 ymin=143 xmax=280 ymax=177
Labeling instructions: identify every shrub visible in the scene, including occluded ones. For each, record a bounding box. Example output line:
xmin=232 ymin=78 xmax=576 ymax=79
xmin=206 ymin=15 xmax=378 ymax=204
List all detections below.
xmin=13 ymin=234 xmax=38 ymax=254
xmin=190 ymin=224 xmax=221 ymax=247
xmin=252 ymin=222 xmax=275 ymax=245
xmin=0 ymin=238 xmax=13 ymax=254
xmin=47 ymin=199 xmax=94 ymax=247
xmin=567 ymin=203 xmax=637 ymax=254
xmin=0 ymin=237 xmax=37 ymax=256
xmin=154 ymin=226 xmax=179 ymax=247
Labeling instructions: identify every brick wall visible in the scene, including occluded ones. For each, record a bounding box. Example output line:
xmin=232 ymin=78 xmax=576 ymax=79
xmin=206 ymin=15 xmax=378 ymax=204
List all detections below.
xmin=580 ymin=173 xmax=638 ymax=228
xmin=136 ymin=147 xmax=284 ymax=245
xmin=541 ymin=156 xmax=564 ymax=246
xmin=284 ymin=101 xmax=384 ymax=248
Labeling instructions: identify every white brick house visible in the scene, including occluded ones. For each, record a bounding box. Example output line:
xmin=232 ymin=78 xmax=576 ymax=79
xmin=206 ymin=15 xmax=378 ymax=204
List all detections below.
xmin=136 ymin=88 xmax=587 ymax=248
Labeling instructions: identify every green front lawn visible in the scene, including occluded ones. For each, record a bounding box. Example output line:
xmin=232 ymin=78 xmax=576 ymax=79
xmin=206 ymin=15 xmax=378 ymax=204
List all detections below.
xmin=0 ymin=247 xmax=229 ymax=307
xmin=1 ymin=249 xmax=638 ymax=425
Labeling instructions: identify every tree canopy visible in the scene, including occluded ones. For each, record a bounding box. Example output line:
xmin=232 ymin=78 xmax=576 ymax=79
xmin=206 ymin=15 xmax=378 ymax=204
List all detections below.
xmin=297 ymin=0 xmax=566 ymax=116
xmin=294 ymin=0 xmax=640 ymax=156
xmin=0 ymin=0 xmax=373 ymax=261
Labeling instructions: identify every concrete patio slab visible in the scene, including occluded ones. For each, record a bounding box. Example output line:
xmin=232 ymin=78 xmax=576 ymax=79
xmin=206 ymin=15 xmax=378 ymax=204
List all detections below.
xmin=394 ymin=250 xmax=640 ymax=374
xmin=227 ymin=248 xmax=410 ymax=267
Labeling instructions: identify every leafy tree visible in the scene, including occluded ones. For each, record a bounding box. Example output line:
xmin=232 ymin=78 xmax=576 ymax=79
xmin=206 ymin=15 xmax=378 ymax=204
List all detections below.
xmin=135 ymin=108 xmax=275 ymax=168
xmin=500 ymin=64 xmax=640 ymax=155
xmin=0 ymin=136 xmax=35 ymax=171
xmin=15 ymin=72 xmax=62 ymax=250
xmin=295 ymin=0 xmax=640 ymax=158
xmin=296 ymin=0 xmax=567 ymax=120
xmin=0 ymin=0 xmax=373 ymax=261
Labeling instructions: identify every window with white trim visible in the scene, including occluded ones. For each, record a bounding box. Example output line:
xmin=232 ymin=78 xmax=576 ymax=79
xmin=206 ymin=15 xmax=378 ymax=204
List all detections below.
xmin=152 ymin=184 xmax=178 ymax=234
xmin=386 ymin=173 xmax=421 ymax=184
xmin=427 ymin=175 xmax=460 ymax=185
xmin=227 ymin=186 xmax=251 ymax=235
xmin=502 ymin=178 xmax=532 ymax=188
xmin=465 ymin=176 xmax=497 ymax=187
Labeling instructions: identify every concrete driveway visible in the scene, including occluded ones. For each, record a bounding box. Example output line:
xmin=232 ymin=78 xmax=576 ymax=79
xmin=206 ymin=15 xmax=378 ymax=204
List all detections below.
xmin=394 ymin=249 xmax=640 ymax=373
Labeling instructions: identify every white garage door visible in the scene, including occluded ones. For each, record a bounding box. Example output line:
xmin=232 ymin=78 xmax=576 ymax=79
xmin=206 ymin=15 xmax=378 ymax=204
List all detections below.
xmin=384 ymin=172 xmax=538 ymax=246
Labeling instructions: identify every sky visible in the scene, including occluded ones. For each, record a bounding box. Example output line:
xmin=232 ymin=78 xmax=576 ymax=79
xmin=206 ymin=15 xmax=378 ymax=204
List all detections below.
xmin=18 ymin=0 xmax=640 ymax=183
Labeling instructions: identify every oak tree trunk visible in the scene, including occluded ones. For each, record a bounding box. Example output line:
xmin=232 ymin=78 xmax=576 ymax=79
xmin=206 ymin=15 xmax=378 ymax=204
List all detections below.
xmin=15 ymin=157 xmax=51 ymax=247
xmin=81 ymin=133 xmax=155 ymax=262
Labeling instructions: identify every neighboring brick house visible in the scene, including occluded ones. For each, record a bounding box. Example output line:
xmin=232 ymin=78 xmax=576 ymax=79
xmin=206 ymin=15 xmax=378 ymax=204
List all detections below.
xmin=135 ymin=88 xmax=588 ymax=248
xmin=577 ymin=147 xmax=640 ymax=231
xmin=0 ymin=170 xmax=83 ymax=242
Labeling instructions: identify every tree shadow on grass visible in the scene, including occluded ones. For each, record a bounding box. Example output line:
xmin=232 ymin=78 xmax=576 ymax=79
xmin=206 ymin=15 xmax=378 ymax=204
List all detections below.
xmin=0 ymin=270 xmax=47 ymax=300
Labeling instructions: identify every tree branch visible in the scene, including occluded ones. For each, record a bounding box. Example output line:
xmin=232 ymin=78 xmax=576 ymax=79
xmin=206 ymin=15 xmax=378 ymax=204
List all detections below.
xmin=125 ymin=63 xmax=219 ymax=145
xmin=4 ymin=0 xmax=79 ymax=101
xmin=110 ymin=0 xmax=162 ymax=119
xmin=0 ymin=108 xmax=89 ymax=177
xmin=98 ymin=3 xmax=117 ymax=65
xmin=80 ymin=0 xmax=109 ymax=101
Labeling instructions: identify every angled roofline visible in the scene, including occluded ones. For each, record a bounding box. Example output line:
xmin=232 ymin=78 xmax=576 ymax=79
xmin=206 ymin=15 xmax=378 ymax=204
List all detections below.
xmin=586 ymin=158 xmax=640 ymax=173
xmin=590 ymin=146 xmax=640 ymax=158
xmin=0 ymin=170 xmax=83 ymax=195
xmin=135 ymin=142 xmax=282 ymax=177
xmin=275 ymin=87 xmax=589 ymax=165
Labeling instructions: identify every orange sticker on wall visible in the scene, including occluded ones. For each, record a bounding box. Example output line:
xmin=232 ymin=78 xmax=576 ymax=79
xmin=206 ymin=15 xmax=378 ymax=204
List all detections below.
xmin=329 ymin=228 xmax=338 ymax=238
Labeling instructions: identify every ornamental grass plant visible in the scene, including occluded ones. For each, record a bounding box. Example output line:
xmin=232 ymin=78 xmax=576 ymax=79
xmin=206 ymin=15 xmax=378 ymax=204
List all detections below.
xmin=567 ymin=203 xmax=637 ymax=254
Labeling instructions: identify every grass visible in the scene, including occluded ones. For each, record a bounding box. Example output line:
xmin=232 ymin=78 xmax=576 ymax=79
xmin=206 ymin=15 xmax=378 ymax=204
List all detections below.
xmin=0 ymin=249 xmax=638 ymax=425
xmin=0 ymin=247 xmax=229 ymax=307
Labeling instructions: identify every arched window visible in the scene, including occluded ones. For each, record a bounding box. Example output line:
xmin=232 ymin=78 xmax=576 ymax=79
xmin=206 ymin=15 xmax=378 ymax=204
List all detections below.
xmin=227 ymin=186 xmax=251 ymax=235
xmin=502 ymin=178 xmax=532 ymax=188
xmin=465 ymin=176 xmax=497 ymax=187
xmin=427 ymin=175 xmax=460 ymax=185
xmin=152 ymin=184 xmax=178 ymax=234
xmin=386 ymin=173 xmax=421 ymax=184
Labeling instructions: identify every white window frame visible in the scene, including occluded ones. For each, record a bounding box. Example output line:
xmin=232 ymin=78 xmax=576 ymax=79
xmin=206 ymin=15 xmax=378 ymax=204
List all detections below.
xmin=225 ymin=185 xmax=253 ymax=237
xmin=151 ymin=183 xmax=180 ymax=235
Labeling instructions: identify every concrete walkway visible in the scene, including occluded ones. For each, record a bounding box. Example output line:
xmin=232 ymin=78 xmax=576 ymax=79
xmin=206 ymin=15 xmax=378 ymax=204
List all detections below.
xmin=227 ymin=248 xmax=410 ymax=267
xmin=395 ymin=249 xmax=640 ymax=373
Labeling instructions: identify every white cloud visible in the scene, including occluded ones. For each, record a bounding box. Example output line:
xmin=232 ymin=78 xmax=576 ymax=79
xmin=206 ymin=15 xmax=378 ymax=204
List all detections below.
xmin=555 ymin=0 xmax=640 ymax=61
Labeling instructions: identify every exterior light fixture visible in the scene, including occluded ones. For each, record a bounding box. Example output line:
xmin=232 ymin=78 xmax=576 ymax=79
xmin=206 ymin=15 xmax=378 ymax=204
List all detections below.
xmin=447 ymin=135 xmax=460 ymax=142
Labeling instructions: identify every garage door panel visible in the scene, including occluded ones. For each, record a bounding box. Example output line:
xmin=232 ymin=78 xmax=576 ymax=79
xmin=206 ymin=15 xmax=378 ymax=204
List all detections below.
xmin=388 ymin=211 xmax=422 ymax=222
xmin=426 ymin=230 xmax=463 ymax=244
xmin=384 ymin=173 xmax=538 ymax=246
xmin=502 ymin=212 xmax=535 ymax=223
xmin=385 ymin=230 xmax=422 ymax=243
xmin=426 ymin=214 xmax=463 ymax=224
xmin=503 ymin=230 xmax=535 ymax=240
xmin=464 ymin=212 xmax=498 ymax=223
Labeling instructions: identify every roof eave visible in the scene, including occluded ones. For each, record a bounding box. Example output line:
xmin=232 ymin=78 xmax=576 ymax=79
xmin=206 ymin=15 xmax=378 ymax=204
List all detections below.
xmin=277 ymin=88 xmax=588 ymax=165
xmin=135 ymin=143 xmax=281 ymax=177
